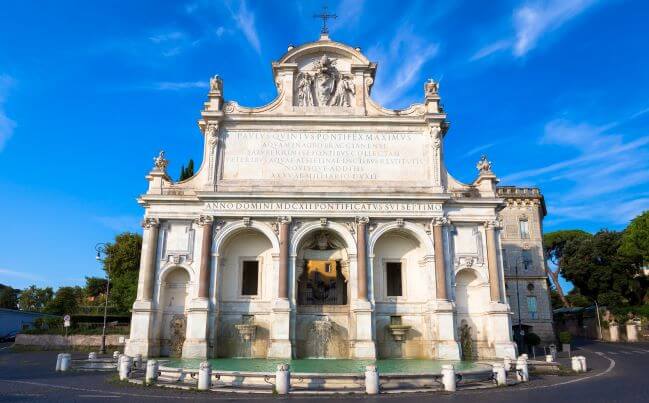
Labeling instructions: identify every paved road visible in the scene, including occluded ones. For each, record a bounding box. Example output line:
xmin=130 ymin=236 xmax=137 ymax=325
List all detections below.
xmin=0 ymin=340 xmax=647 ymax=402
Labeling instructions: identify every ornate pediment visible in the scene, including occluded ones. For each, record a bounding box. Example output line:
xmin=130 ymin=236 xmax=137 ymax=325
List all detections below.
xmin=295 ymin=54 xmax=355 ymax=107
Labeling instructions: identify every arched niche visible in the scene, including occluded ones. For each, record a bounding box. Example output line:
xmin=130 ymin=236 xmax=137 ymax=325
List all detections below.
xmin=158 ymin=266 xmax=191 ymax=357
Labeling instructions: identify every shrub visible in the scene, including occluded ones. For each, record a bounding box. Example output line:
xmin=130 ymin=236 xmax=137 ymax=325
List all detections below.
xmin=559 ymin=331 xmax=572 ymax=344
xmin=524 ymin=332 xmax=541 ymax=347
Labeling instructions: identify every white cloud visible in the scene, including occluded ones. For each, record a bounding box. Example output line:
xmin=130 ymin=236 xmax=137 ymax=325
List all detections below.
xmin=513 ymin=0 xmax=597 ymax=56
xmin=502 ymin=115 xmax=649 ymax=227
xmin=463 ymin=142 xmax=498 ymax=158
xmin=330 ymin=0 xmax=365 ymax=32
xmin=470 ymin=0 xmax=597 ymax=61
xmin=227 ymin=0 xmax=261 ymax=55
xmin=152 ymin=81 xmax=209 ymax=91
xmin=0 ymin=74 xmax=16 ymax=152
xmin=149 ymin=31 xmax=186 ymax=44
xmin=368 ymin=25 xmax=439 ymax=107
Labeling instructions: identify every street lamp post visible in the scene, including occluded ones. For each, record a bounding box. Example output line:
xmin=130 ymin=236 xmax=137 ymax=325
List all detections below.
xmin=513 ymin=255 xmax=529 ymax=354
xmin=95 ymin=243 xmax=110 ymax=355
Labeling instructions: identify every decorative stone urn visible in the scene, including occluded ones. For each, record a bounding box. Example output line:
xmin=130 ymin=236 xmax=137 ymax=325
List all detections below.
xmin=387 ymin=324 xmax=411 ymax=342
xmin=235 ymin=323 xmax=257 ymax=341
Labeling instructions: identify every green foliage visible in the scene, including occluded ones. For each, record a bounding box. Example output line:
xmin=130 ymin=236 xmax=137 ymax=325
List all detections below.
xmin=102 ymin=232 xmax=142 ymax=313
xmin=610 ymin=305 xmax=649 ymax=322
xmin=524 ymin=332 xmax=541 ymax=347
xmin=0 ymin=283 xmax=19 ymax=309
xmin=178 ymin=158 xmax=195 ymax=181
xmin=566 ymin=292 xmax=590 ymax=307
xmin=84 ymin=276 xmax=108 ymax=298
xmin=550 ymin=289 xmax=565 ymax=310
xmin=543 ymin=230 xmax=592 ymax=264
xmin=559 ymin=331 xmax=572 ymax=344
xmin=18 ymin=285 xmax=54 ymax=312
xmin=619 ymin=210 xmax=649 ymax=264
xmin=45 ymin=286 xmax=84 ymax=315
xmin=559 ymin=230 xmax=646 ymax=308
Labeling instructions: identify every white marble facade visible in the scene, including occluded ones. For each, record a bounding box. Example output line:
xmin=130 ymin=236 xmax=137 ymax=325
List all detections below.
xmin=125 ymin=34 xmax=525 ymax=360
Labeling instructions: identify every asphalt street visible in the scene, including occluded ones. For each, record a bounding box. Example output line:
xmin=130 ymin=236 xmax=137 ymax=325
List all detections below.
xmin=0 ymin=340 xmax=647 ymax=402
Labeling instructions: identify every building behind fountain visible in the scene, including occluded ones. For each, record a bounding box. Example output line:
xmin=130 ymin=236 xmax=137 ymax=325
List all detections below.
xmin=125 ymin=31 xmax=553 ymax=361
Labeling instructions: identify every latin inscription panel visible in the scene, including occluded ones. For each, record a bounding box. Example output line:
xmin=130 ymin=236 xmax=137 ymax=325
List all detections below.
xmin=221 ymin=131 xmax=430 ymax=182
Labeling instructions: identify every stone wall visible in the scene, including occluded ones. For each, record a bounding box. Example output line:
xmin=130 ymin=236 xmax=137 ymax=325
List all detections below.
xmin=14 ymin=334 xmax=126 ymax=349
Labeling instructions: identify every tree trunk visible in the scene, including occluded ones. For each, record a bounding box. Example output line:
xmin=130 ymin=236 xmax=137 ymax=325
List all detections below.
xmin=546 ymin=266 xmax=570 ymax=307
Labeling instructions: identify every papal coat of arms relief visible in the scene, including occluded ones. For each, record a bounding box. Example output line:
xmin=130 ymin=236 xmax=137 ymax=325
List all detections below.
xmin=295 ymin=54 xmax=355 ymax=107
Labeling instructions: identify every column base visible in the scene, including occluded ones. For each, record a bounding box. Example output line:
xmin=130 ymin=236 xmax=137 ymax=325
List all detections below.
xmin=494 ymin=341 xmax=517 ymax=359
xmin=182 ymin=339 xmax=209 ymax=359
xmin=268 ymin=298 xmax=292 ymax=359
xmin=352 ymin=340 xmax=376 ymax=359
xmin=437 ymin=340 xmax=462 ymax=360
xmin=126 ymin=300 xmax=157 ymax=358
xmin=182 ymin=298 xmax=210 ymax=359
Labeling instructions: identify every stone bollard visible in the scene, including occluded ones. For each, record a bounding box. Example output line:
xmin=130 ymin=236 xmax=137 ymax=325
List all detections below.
xmin=610 ymin=324 xmax=619 ymax=342
xmin=134 ymin=354 xmax=143 ymax=369
xmin=119 ymin=355 xmax=132 ymax=381
xmin=549 ymin=344 xmax=557 ymax=361
xmin=55 ymin=353 xmax=63 ymax=371
xmin=198 ymin=361 xmax=212 ymax=391
xmin=503 ymin=357 xmax=513 ymax=371
xmin=60 ymin=353 xmax=71 ymax=372
xmin=627 ymin=323 xmax=639 ymax=342
xmin=492 ymin=363 xmax=506 ymax=386
xmin=515 ymin=358 xmax=528 ymax=382
xmin=578 ymin=356 xmax=587 ymax=372
xmin=364 ymin=365 xmax=379 ymax=395
xmin=545 ymin=354 xmax=553 ymax=363
xmin=520 ymin=354 xmax=529 ymax=361
xmin=113 ymin=351 xmax=120 ymax=359
xmin=275 ymin=364 xmax=290 ymax=395
xmin=441 ymin=364 xmax=456 ymax=392
xmin=571 ymin=356 xmax=582 ymax=373
xmin=145 ymin=359 xmax=159 ymax=385
xmin=88 ymin=352 xmax=97 ymax=361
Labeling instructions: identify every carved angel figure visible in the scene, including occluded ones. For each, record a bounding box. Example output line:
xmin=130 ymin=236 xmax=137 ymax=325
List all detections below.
xmin=209 ymin=75 xmax=222 ymax=93
xmin=425 ymin=78 xmax=439 ymax=96
xmin=153 ymin=150 xmax=169 ymax=171
xmin=476 ymin=155 xmax=493 ymax=174
xmin=296 ymin=72 xmax=314 ymax=106
xmin=331 ymin=74 xmax=355 ymax=107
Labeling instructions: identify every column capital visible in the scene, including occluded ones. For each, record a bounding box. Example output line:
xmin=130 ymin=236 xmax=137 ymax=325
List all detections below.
xmin=277 ymin=216 xmax=292 ymax=224
xmin=484 ymin=219 xmax=502 ymax=230
xmin=431 ymin=216 xmax=451 ymax=227
xmin=356 ymin=216 xmax=370 ymax=225
xmin=141 ymin=217 xmax=160 ymax=229
xmin=195 ymin=215 xmax=214 ymax=226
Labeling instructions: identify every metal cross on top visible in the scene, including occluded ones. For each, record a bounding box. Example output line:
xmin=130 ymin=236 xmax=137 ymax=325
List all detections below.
xmin=313 ymin=4 xmax=337 ymax=34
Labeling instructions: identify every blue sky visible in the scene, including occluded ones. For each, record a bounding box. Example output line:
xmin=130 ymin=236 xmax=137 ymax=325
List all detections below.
xmin=1 ymin=0 xmax=648 ymax=291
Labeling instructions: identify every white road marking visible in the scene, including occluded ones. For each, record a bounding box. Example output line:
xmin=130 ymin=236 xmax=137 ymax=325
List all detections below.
xmin=632 ymin=350 xmax=646 ymax=354
xmin=608 ymin=351 xmax=618 ymax=354
xmin=78 ymin=395 xmax=121 ymax=398
xmin=513 ymin=350 xmax=616 ymax=392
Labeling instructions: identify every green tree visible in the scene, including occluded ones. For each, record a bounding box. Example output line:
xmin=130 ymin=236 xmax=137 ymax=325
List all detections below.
xmin=18 ymin=285 xmax=54 ymax=312
xmin=0 ymin=284 xmax=19 ymax=309
xmin=620 ymin=210 xmax=649 ymax=266
xmin=102 ymin=232 xmax=142 ymax=313
xmin=45 ymin=286 xmax=84 ymax=315
xmin=84 ymin=276 xmax=108 ymax=298
xmin=178 ymin=158 xmax=195 ymax=181
xmin=543 ymin=230 xmax=592 ymax=307
xmin=561 ymin=230 xmax=644 ymax=307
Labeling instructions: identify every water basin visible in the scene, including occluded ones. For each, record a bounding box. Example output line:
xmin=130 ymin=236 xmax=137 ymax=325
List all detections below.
xmin=161 ymin=357 xmax=488 ymax=374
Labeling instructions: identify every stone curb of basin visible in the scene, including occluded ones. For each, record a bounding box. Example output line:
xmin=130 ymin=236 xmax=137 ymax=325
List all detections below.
xmin=123 ymin=360 xmax=518 ymax=395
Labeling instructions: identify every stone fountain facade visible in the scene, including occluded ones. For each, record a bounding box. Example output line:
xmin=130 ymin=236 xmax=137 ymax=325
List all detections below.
xmin=125 ymin=32 xmax=550 ymax=361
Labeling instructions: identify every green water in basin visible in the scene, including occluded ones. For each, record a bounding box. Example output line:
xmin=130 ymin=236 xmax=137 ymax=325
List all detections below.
xmin=161 ymin=358 xmax=487 ymax=374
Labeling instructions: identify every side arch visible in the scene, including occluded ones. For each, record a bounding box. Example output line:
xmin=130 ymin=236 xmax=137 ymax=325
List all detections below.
xmin=214 ymin=220 xmax=280 ymax=255
xmin=368 ymin=221 xmax=434 ymax=256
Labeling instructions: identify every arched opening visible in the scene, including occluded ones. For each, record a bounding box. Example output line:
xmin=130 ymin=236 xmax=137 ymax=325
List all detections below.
xmin=159 ymin=267 xmax=190 ymax=357
xmin=372 ymin=230 xmax=427 ymax=358
xmin=455 ymin=268 xmax=490 ymax=359
xmin=294 ymin=229 xmax=350 ymax=358
xmin=217 ymin=228 xmax=274 ymax=358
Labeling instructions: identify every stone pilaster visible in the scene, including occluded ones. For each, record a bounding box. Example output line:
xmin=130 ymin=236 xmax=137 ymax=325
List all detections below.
xmin=485 ymin=220 xmax=502 ymax=303
xmin=125 ymin=217 xmax=160 ymax=358
xmin=432 ymin=217 xmax=448 ymax=301
xmin=183 ymin=215 xmax=214 ymax=358
xmin=351 ymin=216 xmax=375 ymax=359
xmin=268 ymin=217 xmax=292 ymax=358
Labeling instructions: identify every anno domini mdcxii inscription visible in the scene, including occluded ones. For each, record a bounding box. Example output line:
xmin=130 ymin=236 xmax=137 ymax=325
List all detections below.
xmin=222 ymin=130 xmax=430 ymax=182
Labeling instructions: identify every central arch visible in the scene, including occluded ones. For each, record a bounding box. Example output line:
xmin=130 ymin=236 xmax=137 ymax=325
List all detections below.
xmin=290 ymin=221 xmax=356 ymax=358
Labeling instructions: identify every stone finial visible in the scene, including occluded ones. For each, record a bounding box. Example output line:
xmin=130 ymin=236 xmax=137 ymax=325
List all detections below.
xmin=209 ymin=75 xmax=223 ymax=94
xmin=153 ymin=150 xmax=169 ymax=172
xmin=425 ymin=78 xmax=439 ymax=97
xmin=476 ymin=155 xmax=493 ymax=175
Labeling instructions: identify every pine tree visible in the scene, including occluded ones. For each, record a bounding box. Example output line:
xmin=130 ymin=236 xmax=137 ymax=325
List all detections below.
xmin=178 ymin=159 xmax=195 ymax=181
